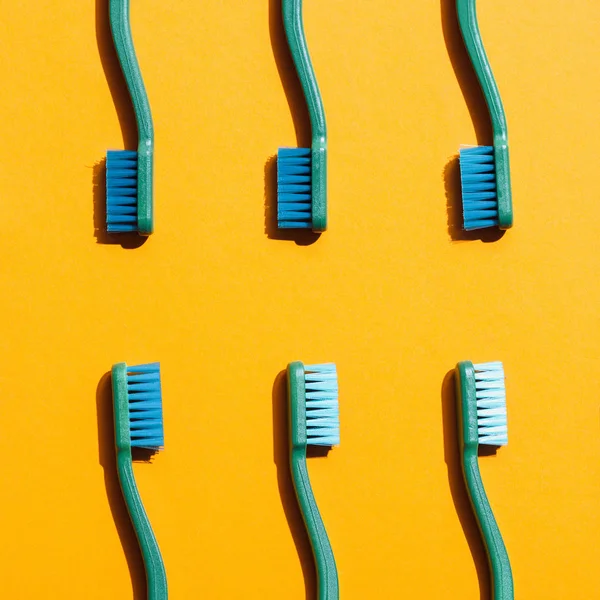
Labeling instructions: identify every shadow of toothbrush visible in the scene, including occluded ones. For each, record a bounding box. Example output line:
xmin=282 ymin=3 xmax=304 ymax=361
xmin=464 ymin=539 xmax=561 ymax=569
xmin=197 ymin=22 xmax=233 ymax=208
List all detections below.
xmin=441 ymin=370 xmax=491 ymax=600
xmin=96 ymin=372 xmax=148 ymax=600
xmin=94 ymin=0 xmax=146 ymax=249
xmin=440 ymin=0 xmax=505 ymax=244
xmin=272 ymin=370 xmax=318 ymax=600
xmin=265 ymin=0 xmax=321 ymax=245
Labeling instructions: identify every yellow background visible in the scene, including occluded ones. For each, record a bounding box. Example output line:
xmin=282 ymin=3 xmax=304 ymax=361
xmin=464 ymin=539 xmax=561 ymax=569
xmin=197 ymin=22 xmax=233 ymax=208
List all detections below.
xmin=0 ymin=1 xmax=598 ymax=598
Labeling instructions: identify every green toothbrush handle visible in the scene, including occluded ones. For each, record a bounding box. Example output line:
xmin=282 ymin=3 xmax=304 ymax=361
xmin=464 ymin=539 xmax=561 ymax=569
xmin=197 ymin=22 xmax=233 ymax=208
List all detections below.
xmin=109 ymin=0 xmax=154 ymax=234
xmin=462 ymin=448 xmax=514 ymax=600
xmin=282 ymin=0 xmax=327 ymax=231
xmin=456 ymin=0 xmax=506 ymax=145
xmin=291 ymin=449 xmax=339 ymax=600
xmin=456 ymin=0 xmax=512 ymax=228
xmin=282 ymin=0 xmax=326 ymax=147
xmin=117 ymin=450 xmax=168 ymax=600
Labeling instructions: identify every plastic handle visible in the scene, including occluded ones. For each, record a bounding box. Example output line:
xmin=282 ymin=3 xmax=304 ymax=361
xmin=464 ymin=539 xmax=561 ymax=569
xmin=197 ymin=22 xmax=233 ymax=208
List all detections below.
xmin=291 ymin=449 xmax=339 ymax=600
xmin=109 ymin=0 xmax=154 ymax=234
xmin=282 ymin=0 xmax=326 ymax=145
xmin=456 ymin=0 xmax=506 ymax=144
xmin=456 ymin=0 xmax=512 ymax=228
xmin=462 ymin=448 xmax=514 ymax=600
xmin=117 ymin=450 xmax=168 ymax=600
xmin=282 ymin=0 xmax=327 ymax=231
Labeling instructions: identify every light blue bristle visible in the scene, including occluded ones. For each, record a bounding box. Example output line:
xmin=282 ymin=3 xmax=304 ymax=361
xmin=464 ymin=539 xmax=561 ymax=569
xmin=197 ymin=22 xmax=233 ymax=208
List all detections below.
xmin=459 ymin=146 xmax=499 ymax=231
xmin=106 ymin=150 xmax=138 ymax=233
xmin=474 ymin=362 xmax=507 ymax=447
xmin=304 ymin=363 xmax=339 ymax=447
xmin=126 ymin=362 xmax=164 ymax=450
xmin=277 ymin=147 xmax=312 ymax=229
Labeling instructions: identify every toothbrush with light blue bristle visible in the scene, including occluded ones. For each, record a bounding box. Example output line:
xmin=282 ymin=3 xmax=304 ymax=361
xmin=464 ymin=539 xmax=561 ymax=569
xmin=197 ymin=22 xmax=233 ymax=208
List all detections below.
xmin=277 ymin=0 xmax=327 ymax=232
xmin=457 ymin=0 xmax=513 ymax=231
xmin=106 ymin=0 xmax=154 ymax=235
xmin=287 ymin=361 xmax=339 ymax=599
xmin=112 ymin=362 xmax=167 ymax=600
xmin=455 ymin=361 xmax=513 ymax=600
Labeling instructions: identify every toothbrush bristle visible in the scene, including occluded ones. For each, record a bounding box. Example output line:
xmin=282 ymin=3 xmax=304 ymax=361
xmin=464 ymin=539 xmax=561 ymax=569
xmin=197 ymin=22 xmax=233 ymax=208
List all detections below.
xmin=277 ymin=147 xmax=312 ymax=229
xmin=106 ymin=149 xmax=138 ymax=233
xmin=459 ymin=146 xmax=499 ymax=231
xmin=304 ymin=363 xmax=339 ymax=447
xmin=126 ymin=362 xmax=164 ymax=450
xmin=473 ymin=361 xmax=507 ymax=446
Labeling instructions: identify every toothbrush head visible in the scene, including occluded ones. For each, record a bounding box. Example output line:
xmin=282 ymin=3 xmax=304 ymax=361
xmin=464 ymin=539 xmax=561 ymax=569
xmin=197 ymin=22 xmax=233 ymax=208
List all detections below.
xmin=112 ymin=362 xmax=164 ymax=452
xmin=456 ymin=361 xmax=507 ymax=449
xmin=459 ymin=145 xmax=512 ymax=231
xmin=288 ymin=361 xmax=339 ymax=450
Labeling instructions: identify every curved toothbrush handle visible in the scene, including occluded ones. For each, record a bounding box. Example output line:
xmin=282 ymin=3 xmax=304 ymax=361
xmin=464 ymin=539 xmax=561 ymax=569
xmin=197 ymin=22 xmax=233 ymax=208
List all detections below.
xmin=462 ymin=448 xmax=514 ymax=600
xmin=109 ymin=0 xmax=154 ymax=234
xmin=282 ymin=0 xmax=326 ymax=144
xmin=456 ymin=0 xmax=506 ymax=143
xmin=291 ymin=449 xmax=339 ymax=600
xmin=456 ymin=0 xmax=512 ymax=228
xmin=282 ymin=0 xmax=327 ymax=231
xmin=117 ymin=450 xmax=168 ymax=600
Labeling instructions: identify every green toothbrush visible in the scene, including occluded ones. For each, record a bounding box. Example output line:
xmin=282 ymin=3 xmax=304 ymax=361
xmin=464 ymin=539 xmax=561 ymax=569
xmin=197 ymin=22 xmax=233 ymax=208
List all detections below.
xmin=276 ymin=0 xmax=328 ymax=231
xmin=112 ymin=362 xmax=167 ymax=599
xmin=457 ymin=0 xmax=513 ymax=231
xmin=106 ymin=0 xmax=154 ymax=235
xmin=287 ymin=361 xmax=339 ymax=599
xmin=456 ymin=361 xmax=513 ymax=599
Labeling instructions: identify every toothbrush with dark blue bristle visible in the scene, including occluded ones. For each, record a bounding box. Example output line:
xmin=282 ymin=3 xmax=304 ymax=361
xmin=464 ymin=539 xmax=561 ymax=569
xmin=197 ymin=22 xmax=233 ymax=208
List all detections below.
xmin=106 ymin=0 xmax=154 ymax=235
xmin=277 ymin=0 xmax=327 ymax=232
xmin=457 ymin=0 xmax=513 ymax=231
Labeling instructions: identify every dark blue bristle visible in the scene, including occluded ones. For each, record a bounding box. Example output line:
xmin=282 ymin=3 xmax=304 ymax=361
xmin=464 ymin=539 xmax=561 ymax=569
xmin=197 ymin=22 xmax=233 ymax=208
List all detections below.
xmin=126 ymin=363 xmax=164 ymax=450
xmin=277 ymin=147 xmax=312 ymax=229
xmin=106 ymin=150 xmax=138 ymax=233
xmin=459 ymin=146 xmax=499 ymax=231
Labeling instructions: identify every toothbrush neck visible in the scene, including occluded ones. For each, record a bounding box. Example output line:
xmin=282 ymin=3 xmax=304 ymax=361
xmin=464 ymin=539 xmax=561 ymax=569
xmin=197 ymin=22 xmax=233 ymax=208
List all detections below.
xmin=462 ymin=449 xmax=514 ymax=600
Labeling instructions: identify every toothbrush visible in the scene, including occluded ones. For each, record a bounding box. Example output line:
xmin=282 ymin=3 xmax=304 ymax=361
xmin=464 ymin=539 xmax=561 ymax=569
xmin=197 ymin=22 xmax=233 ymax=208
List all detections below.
xmin=287 ymin=361 xmax=339 ymax=599
xmin=277 ymin=0 xmax=327 ymax=232
xmin=455 ymin=361 xmax=513 ymax=599
xmin=112 ymin=362 xmax=167 ymax=599
xmin=457 ymin=0 xmax=513 ymax=231
xmin=106 ymin=0 xmax=154 ymax=235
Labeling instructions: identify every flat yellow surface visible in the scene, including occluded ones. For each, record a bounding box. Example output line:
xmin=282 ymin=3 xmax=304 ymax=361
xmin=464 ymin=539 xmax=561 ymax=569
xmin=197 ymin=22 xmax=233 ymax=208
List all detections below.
xmin=0 ymin=1 xmax=598 ymax=598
